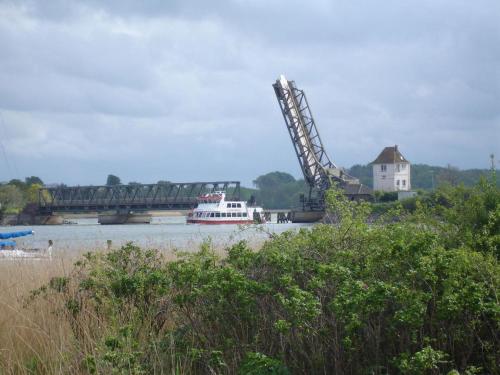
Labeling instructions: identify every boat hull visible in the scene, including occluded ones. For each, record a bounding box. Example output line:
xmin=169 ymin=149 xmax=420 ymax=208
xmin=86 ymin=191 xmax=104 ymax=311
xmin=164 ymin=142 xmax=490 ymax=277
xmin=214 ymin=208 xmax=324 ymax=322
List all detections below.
xmin=186 ymin=219 xmax=255 ymax=225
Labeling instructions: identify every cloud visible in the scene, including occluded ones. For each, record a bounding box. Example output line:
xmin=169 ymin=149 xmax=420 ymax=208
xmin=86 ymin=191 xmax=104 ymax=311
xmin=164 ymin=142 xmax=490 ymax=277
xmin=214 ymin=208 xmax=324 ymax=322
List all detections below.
xmin=0 ymin=0 xmax=499 ymax=186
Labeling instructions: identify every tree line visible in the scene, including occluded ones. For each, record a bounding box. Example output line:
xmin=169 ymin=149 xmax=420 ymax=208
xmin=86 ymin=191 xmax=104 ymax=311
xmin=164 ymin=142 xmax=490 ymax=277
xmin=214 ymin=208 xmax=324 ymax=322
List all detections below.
xmin=2 ymin=165 xmax=498 ymax=215
xmin=0 ymin=176 xmax=44 ymax=214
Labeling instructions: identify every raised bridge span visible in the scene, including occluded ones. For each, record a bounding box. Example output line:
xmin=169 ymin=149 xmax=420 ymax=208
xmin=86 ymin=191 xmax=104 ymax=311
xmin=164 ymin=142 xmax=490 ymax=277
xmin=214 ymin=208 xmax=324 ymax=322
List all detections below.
xmin=37 ymin=181 xmax=241 ymax=214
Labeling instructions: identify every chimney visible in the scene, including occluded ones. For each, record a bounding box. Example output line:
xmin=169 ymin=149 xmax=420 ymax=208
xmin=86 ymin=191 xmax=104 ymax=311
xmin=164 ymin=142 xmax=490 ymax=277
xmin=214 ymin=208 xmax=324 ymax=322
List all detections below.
xmin=395 ymin=145 xmax=398 ymax=151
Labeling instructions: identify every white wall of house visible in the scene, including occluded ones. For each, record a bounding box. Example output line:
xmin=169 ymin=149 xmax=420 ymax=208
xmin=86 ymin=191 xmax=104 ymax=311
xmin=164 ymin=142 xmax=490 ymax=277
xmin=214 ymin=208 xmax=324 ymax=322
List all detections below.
xmin=373 ymin=162 xmax=410 ymax=192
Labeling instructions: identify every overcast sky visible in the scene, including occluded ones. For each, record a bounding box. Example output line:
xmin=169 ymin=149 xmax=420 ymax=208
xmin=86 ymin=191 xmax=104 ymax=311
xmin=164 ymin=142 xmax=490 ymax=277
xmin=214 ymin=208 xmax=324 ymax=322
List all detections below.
xmin=0 ymin=0 xmax=499 ymax=186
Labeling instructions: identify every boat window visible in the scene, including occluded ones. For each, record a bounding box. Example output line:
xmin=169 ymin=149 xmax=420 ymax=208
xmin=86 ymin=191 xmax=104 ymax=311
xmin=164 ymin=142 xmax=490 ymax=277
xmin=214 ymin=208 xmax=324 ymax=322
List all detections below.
xmin=232 ymin=212 xmax=237 ymax=217
xmin=230 ymin=203 xmax=235 ymax=208
xmin=210 ymin=212 xmax=215 ymax=217
xmin=221 ymin=213 xmax=226 ymax=217
xmin=237 ymin=203 xmax=241 ymax=208
xmin=243 ymin=213 xmax=247 ymax=217
xmin=237 ymin=212 xmax=242 ymax=217
xmin=216 ymin=213 xmax=220 ymax=217
xmin=227 ymin=203 xmax=231 ymax=208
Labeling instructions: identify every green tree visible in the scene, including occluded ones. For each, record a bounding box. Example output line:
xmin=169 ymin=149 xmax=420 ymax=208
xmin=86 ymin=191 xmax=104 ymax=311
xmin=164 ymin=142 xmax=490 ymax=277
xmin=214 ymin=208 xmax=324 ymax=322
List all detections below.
xmin=25 ymin=183 xmax=43 ymax=203
xmin=0 ymin=184 xmax=24 ymax=213
xmin=252 ymin=171 xmax=307 ymax=208
xmin=106 ymin=174 xmax=121 ymax=186
xmin=24 ymin=176 xmax=44 ymax=186
xmin=253 ymin=171 xmax=296 ymax=190
xmin=7 ymin=178 xmax=26 ymax=190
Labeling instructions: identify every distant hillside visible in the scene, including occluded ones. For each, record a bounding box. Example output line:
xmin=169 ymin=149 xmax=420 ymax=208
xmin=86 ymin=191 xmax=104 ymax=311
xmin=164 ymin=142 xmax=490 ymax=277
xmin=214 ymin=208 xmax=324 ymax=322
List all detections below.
xmin=347 ymin=164 xmax=499 ymax=190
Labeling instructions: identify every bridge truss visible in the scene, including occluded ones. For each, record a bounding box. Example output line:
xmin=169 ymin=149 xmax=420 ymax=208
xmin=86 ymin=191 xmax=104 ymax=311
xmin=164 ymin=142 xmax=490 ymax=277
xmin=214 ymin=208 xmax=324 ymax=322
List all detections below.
xmin=38 ymin=181 xmax=241 ymax=213
xmin=273 ymin=75 xmax=371 ymax=210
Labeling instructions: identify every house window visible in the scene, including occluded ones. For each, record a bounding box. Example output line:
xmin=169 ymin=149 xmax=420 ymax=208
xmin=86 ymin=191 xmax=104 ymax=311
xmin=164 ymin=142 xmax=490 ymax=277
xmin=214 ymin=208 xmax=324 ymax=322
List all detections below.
xmin=381 ymin=165 xmax=387 ymax=172
xmin=396 ymin=180 xmax=400 ymax=186
xmin=397 ymin=164 xmax=401 ymax=172
xmin=402 ymin=180 xmax=406 ymax=186
xmin=402 ymin=164 xmax=406 ymax=170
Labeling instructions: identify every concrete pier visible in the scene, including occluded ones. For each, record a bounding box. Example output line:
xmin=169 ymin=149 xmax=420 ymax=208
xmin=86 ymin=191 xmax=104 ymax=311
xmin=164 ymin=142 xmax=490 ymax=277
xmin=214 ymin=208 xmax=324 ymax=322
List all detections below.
xmin=263 ymin=209 xmax=324 ymax=223
xmin=290 ymin=210 xmax=325 ymax=223
xmin=98 ymin=212 xmax=152 ymax=225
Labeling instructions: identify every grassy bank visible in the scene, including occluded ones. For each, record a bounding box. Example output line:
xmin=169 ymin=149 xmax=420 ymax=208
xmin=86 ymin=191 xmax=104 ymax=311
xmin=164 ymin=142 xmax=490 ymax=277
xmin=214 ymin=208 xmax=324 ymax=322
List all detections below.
xmin=0 ymin=258 xmax=74 ymax=374
xmin=0 ymin=179 xmax=498 ymax=374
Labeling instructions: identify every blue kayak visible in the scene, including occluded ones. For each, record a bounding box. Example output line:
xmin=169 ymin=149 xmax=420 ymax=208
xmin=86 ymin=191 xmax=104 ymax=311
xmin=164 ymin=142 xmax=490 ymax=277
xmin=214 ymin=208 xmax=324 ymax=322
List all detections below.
xmin=0 ymin=230 xmax=34 ymax=239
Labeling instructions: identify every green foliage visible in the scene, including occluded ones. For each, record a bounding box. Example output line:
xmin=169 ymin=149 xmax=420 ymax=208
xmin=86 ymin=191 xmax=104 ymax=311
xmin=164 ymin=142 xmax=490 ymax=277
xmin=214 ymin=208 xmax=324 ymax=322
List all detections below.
xmin=239 ymin=352 xmax=290 ymax=375
xmin=0 ymin=184 xmax=24 ymax=213
xmin=0 ymin=176 xmax=44 ymax=213
xmin=395 ymin=346 xmax=448 ymax=374
xmin=25 ymin=176 xmax=44 ymax=186
xmin=251 ymin=171 xmax=307 ymax=209
xmin=49 ymin=276 xmax=69 ymax=292
xmin=106 ymin=174 xmax=121 ymax=186
xmin=375 ymin=190 xmax=398 ymax=202
xmin=32 ymin=180 xmax=499 ymax=374
xmin=348 ymin=163 xmax=500 ymax=190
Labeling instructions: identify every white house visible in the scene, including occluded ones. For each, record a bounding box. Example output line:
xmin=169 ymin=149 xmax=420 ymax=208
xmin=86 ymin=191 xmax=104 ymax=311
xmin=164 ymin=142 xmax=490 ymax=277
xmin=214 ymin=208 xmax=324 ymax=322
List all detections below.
xmin=371 ymin=145 xmax=410 ymax=192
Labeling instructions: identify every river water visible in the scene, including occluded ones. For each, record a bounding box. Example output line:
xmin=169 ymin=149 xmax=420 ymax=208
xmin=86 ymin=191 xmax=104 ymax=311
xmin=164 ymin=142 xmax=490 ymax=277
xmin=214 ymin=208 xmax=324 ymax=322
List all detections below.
xmin=0 ymin=216 xmax=312 ymax=255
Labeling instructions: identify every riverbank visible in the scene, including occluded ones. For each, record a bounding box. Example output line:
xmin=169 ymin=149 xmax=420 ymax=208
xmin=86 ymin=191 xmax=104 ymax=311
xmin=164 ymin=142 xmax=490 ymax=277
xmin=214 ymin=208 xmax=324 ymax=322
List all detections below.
xmin=0 ymin=181 xmax=498 ymax=374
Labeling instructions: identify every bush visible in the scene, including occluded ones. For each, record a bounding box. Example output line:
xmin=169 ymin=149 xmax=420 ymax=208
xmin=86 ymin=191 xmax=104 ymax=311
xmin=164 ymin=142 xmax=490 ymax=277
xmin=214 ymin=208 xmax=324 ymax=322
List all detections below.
xmin=30 ymin=180 xmax=499 ymax=374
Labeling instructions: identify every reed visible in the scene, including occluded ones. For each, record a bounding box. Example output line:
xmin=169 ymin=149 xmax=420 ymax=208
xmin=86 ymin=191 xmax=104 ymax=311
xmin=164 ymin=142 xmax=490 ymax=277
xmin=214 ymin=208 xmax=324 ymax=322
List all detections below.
xmin=0 ymin=245 xmax=226 ymax=374
xmin=0 ymin=257 xmax=75 ymax=374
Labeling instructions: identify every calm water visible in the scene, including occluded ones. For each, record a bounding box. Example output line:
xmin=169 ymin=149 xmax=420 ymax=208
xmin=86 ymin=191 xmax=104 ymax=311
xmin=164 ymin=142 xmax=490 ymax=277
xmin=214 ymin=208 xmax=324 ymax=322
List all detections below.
xmin=0 ymin=216 xmax=312 ymax=254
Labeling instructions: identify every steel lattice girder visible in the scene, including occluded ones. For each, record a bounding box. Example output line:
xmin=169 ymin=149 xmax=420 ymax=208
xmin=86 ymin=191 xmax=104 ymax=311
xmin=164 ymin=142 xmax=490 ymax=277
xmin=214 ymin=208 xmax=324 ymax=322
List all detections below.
xmin=38 ymin=181 xmax=241 ymax=213
xmin=273 ymin=77 xmax=337 ymax=194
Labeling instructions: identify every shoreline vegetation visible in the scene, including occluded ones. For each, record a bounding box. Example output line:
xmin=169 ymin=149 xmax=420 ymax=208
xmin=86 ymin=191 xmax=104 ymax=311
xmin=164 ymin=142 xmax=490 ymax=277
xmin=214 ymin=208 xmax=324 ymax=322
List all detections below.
xmin=1 ymin=166 xmax=499 ymax=218
xmin=0 ymin=177 xmax=499 ymax=374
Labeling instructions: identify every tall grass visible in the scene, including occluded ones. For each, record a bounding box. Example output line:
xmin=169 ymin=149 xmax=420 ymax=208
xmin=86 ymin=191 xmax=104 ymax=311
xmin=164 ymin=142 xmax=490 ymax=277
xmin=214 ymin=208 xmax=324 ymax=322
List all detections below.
xmin=0 ymin=247 xmax=219 ymax=375
xmin=0 ymin=258 xmax=76 ymax=374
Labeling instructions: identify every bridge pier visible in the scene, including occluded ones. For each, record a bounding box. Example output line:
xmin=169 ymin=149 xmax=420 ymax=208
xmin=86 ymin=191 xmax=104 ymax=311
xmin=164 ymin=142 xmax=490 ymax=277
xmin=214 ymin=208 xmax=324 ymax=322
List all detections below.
xmin=14 ymin=214 xmax=64 ymax=225
xmin=37 ymin=214 xmax=64 ymax=225
xmin=290 ymin=210 xmax=325 ymax=223
xmin=98 ymin=212 xmax=152 ymax=225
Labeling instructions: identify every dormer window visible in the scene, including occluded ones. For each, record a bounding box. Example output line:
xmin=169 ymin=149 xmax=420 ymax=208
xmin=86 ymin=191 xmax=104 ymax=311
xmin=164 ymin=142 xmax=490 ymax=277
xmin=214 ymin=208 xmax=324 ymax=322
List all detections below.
xmin=381 ymin=164 xmax=387 ymax=172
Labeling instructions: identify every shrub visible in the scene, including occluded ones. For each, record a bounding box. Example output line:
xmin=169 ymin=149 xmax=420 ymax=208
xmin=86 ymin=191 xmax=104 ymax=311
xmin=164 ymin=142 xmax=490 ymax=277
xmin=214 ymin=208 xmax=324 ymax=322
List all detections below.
xmin=29 ymin=180 xmax=499 ymax=374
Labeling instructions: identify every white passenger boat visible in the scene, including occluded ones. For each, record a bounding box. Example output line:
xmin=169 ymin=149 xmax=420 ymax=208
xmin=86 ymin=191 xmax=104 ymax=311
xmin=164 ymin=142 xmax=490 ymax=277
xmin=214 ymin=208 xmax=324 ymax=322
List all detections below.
xmin=187 ymin=191 xmax=265 ymax=224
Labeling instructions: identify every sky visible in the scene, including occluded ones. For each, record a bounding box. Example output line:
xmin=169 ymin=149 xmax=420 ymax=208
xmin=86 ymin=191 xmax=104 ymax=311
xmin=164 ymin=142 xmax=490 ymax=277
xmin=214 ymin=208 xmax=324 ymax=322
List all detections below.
xmin=0 ymin=0 xmax=499 ymax=187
